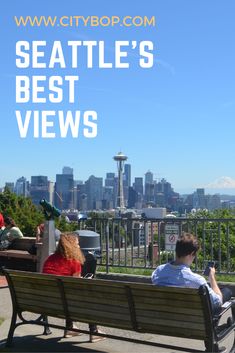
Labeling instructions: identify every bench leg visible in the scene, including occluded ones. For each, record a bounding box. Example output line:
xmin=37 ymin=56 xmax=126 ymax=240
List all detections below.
xmin=204 ymin=340 xmax=220 ymax=352
xmin=6 ymin=310 xmax=17 ymax=347
xmin=42 ymin=315 xmax=52 ymax=335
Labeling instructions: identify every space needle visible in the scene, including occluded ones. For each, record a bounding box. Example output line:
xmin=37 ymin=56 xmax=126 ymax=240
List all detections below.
xmin=113 ymin=152 xmax=128 ymax=209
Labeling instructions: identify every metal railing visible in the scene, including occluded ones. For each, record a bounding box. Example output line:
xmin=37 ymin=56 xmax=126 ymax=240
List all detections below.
xmin=78 ymin=217 xmax=235 ymax=275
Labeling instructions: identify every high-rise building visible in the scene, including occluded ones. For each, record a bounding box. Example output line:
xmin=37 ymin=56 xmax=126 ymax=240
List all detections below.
xmin=5 ymin=182 xmax=14 ymax=193
xmin=62 ymin=166 xmax=73 ymax=175
xmin=105 ymin=173 xmax=115 ymax=187
xmin=145 ymin=170 xmax=153 ymax=185
xmin=85 ymin=175 xmax=103 ymax=210
xmin=133 ymin=177 xmax=143 ymax=195
xmin=133 ymin=177 xmax=144 ymax=208
xmin=15 ymin=177 xmax=29 ymax=197
xmin=145 ymin=171 xmax=154 ymax=204
xmin=123 ymin=164 xmax=131 ymax=205
xmin=128 ymin=187 xmax=138 ymax=208
xmin=103 ymin=186 xmax=114 ymax=210
xmin=193 ymin=188 xmax=206 ymax=209
xmin=206 ymin=194 xmax=221 ymax=210
xmin=30 ymin=176 xmax=49 ymax=205
xmin=55 ymin=174 xmax=74 ymax=210
xmin=76 ymin=182 xmax=87 ymax=211
xmin=154 ymin=178 xmax=179 ymax=210
xmin=124 ymin=164 xmax=131 ymax=188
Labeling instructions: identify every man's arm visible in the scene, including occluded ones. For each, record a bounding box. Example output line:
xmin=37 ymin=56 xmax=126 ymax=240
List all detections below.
xmin=208 ymin=267 xmax=222 ymax=300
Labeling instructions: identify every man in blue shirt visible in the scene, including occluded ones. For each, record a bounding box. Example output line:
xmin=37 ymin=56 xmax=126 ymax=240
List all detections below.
xmin=152 ymin=233 xmax=231 ymax=312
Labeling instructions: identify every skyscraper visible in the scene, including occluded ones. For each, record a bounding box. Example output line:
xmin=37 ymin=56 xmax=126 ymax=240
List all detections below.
xmin=105 ymin=173 xmax=115 ymax=187
xmin=15 ymin=177 xmax=29 ymax=197
xmin=85 ymin=175 xmax=103 ymax=210
xmin=145 ymin=171 xmax=154 ymax=204
xmin=133 ymin=177 xmax=144 ymax=196
xmin=123 ymin=163 xmax=131 ymax=205
xmin=30 ymin=176 xmax=49 ymax=205
xmin=55 ymin=173 xmax=74 ymax=210
xmin=76 ymin=182 xmax=87 ymax=211
xmin=145 ymin=170 xmax=153 ymax=184
xmin=124 ymin=164 xmax=131 ymax=188
xmin=62 ymin=166 xmax=73 ymax=175
xmin=5 ymin=182 xmax=14 ymax=193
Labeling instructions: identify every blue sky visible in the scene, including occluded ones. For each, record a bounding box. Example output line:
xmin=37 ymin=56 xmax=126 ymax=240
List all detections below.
xmin=1 ymin=0 xmax=235 ymax=193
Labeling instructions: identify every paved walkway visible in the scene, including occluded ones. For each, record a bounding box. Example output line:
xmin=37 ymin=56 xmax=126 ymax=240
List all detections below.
xmin=0 ymin=277 xmax=233 ymax=353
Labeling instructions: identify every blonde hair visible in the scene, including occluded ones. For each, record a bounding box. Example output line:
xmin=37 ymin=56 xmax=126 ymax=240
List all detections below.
xmin=56 ymin=232 xmax=85 ymax=264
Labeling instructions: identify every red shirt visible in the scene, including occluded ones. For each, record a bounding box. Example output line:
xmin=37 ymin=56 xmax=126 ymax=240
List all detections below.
xmin=0 ymin=213 xmax=4 ymax=228
xmin=42 ymin=253 xmax=82 ymax=276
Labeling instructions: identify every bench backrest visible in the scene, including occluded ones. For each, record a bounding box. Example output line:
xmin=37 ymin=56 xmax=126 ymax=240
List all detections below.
xmin=128 ymin=282 xmax=211 ymax=339
xmin=4 ymin=269 xmax=214 ymax=341
xmin=5 ymin=270 xmax=66 ymax=319
xmin=10 ymin=237 xmax=36 ymax=251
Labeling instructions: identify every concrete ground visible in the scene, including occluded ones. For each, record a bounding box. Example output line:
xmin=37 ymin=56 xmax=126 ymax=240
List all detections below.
xmin=0 ymin=280 xmax=234 ymax=353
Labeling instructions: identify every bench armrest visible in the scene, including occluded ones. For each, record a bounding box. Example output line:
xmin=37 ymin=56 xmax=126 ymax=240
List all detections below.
xmin=213 ymin=301 xmax=232 ymax=322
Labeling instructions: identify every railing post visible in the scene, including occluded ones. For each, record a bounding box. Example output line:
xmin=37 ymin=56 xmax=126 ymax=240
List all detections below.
xmin=105 ymin=219 xmax=110 ymax=274
xmin=218 ymin=222 xmax=221 ymax=273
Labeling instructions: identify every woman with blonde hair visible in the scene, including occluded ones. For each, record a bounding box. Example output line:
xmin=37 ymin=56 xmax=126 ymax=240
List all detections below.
xmin=43 ymin=232 xmax=105 ymax=341
xmin=43 ymin=232 xmax=85 ymax=277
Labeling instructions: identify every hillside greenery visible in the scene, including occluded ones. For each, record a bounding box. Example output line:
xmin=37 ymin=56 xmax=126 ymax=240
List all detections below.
xmin=0 ymin=189 xmax=76 ymax=236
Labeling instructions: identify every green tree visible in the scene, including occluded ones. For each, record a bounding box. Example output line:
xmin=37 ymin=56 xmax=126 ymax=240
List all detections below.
xmin=0 ymin=189 xmax=44 ymax=236
xmin=188 ymin=208 xmax=235 ymax=271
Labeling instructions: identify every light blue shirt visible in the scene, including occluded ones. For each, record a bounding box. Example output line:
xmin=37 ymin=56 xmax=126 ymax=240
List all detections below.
xmin=151 ymin=262 xmax=222 ymax=311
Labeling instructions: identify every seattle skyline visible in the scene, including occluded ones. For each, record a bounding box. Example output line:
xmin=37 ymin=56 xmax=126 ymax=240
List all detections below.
xmin=1 ymin=1 xmax=235 ymax=192
xmin=2 ymin=164 xmax=235 ymax=196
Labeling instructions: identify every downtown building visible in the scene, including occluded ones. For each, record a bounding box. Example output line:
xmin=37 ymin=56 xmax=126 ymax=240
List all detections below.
xmin=85 ymin=175 xmax=103 ymax=210
xmin=54 ymin=173 xmax=74 ymax=210
xmin=30 ymin=176 xmax=49 ymax=206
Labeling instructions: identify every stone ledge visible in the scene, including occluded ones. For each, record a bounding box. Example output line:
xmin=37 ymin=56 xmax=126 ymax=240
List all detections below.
xmin=97 ymin=272 xmax=235 ymax=296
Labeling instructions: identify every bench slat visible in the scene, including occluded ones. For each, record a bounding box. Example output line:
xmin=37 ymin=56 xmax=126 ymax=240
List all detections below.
xmin=17 ymin=298 xmax=65 ymax=315
xmin=133 ymin=297 xmax=203 ymax=308
xmin=62 ymin=282 xmax=127 ymax=295
xmin=12 ymin=278 xmax=59 ymax=288
xmin=136 ymin=322 xmax=206 ymax=339
xmin=17 ymin=293 xmax=62 ymax=305
xmin=136 ymin=314 xmax=206 ymax=331
xmin=135 ymin=308 xmax=205 ymax=324
xmin=132 ymin=290 xmax=202 ymax=303
xmin=69 ymin=309 xmax=133 ymax=329
xmin=132 ymin=298 xmax=204 ymax=311
xmin=68 ymin=296 xmax=129 ymax=310
xmin=65 ymin=289 xmax=129 ymax=302
xmin=13 ymin=286 xmax=61 ymax=298
xmin=135 ymin=304 xmax=204 ymax=316
xmin=68 ymin=306 xmax=131 ymax=320
xmin=129 ymin=282 xmax=200 ymax=294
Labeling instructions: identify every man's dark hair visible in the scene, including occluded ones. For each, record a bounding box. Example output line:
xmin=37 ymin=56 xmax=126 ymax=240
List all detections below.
xmin=4 ymin=216 xmax=16 ymax=227
xmin=175 ymin=233 xmax=200 ymax=258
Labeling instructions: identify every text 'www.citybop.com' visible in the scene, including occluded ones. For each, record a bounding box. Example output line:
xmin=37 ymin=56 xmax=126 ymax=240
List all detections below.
xmin=14 ymin=15 xmax=156 ymax=28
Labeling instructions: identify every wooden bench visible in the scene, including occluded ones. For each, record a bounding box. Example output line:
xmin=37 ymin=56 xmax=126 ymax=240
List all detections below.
xmin=0 ymin=238 xmax=37 ymax=272
xmin=3 ymin=268 xmax=235 ymax=352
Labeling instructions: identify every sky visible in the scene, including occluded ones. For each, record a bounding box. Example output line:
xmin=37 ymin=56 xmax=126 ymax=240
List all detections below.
xmin=1 ymin=0 xmax=235 ymax=194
